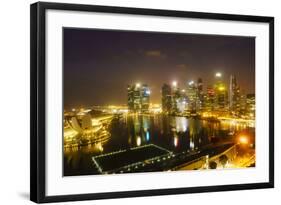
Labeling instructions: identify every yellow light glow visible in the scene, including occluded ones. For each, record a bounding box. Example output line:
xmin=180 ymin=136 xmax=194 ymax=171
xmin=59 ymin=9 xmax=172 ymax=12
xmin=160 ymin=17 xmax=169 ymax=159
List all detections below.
xmin=136 ymin=136 xmax=141 ymax=146
xmin=239 ymin=135 xmax=249 ymax=144
xmin=218 ymin=86 xmax=225 ymax=91
xmin=174 ymin=137 xmax=178 ymax=147
xmin=172 ymin=81 xmax=177 ymax=87
xmin=136 ymin=83 xmax=141 ymax=88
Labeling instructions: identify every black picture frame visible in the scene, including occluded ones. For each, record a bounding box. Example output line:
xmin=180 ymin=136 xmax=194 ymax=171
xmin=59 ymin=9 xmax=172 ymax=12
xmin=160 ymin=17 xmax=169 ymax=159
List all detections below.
xmin=30 ymin=2 xmax=274 ymax=203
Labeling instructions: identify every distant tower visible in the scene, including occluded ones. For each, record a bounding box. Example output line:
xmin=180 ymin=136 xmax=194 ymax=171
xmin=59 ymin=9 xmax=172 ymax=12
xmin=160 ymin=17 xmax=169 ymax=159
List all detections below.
xmin=127 ymin=83 xmax=150 ymax=113
xmin=161 ymin=84 xmax=172 ymax=113
xmin=229 ymin=75 xmax=240 ymax=114
xmin=214 ymin=72 xmax=228 ymax=111
xmin=229 ymin=75 xmax=237 ymax=108
xmin=197 ymin=78 xmax=203 ymax=94
xmin=186 ymin=81 xmax=198 ymax=113
xmin=197 ymin=78 xmax=204 ymax=110
xmin=246 ymin=94 xmax=255 ymax=119
xmin=171 ymin=81 xmax=181 ymax=114
xmin=206 ymin=85 xmax=215 ymax=111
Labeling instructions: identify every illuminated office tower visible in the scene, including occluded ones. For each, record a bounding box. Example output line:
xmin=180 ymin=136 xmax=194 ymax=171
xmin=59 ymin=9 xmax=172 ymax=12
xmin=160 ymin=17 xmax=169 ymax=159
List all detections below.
xmin=239 ymin=91 xmax=247 ymax=116
xmin=214 ymin=72 xmax=228 ymax=111
xmin=171 ymin=81 xmax=181 ymax=114
xmin=205 ymin=86 xmax=215 ymax=111
xmin=141 ymin=84 xmax=150 ymax=112
xmin=197 ymin=78 xmax=204 ymax=111
xmin=186 ymin=81 xmax=198 ymax=113
xmin=246 ymin=94 xmax=255 ymax=119
xmin=127 ymin=83 xmax=150 ymax=113
xmin=176 ymin=93 xmax=188 ymax=114
xmin=197 ymin=78 xmax=203 ymax=100
xmin=161 ymin=84 xmax=172 ymax=113
xmin=229 ymin=75 xmax=240 ymax=114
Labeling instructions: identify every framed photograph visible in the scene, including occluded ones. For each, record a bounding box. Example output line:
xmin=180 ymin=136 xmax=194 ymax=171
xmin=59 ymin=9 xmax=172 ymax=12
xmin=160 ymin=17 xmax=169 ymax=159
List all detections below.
xmin=30 ymin=2 xmax=274 ymax=203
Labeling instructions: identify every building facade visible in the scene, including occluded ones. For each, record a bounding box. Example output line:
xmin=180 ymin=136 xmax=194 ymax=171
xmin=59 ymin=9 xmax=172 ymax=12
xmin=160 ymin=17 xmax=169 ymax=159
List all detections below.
xmin=246 ymin=94 xmax=255 ymax=119
xmin=229 ymin=75 xmax=241 ymax=115
xmin=161 ymin=84 xmax=172 ymax=113
xmin=214 ymin=73 xmax=228 ymax=111
xmin=128 ymin=83 xmax=150 ymax=113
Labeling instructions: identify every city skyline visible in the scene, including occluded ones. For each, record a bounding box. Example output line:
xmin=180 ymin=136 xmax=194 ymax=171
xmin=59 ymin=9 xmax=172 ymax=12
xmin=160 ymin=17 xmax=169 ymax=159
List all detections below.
xmin=63 ymin=28 xmax=256 ymax=176
xmin=64 ymin=28 xmax=255 ymax=109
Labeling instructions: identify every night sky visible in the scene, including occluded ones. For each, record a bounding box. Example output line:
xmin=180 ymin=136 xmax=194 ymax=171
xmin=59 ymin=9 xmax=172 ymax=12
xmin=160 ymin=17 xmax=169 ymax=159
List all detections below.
xmin=64 ymin=28 xmax=255 ymax=109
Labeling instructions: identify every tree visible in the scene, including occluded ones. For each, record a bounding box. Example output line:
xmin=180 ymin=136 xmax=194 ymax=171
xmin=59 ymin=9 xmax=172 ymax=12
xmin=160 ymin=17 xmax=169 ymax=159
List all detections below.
xmin=209 ymin=161 xmax=217 ymax=169
xmin=219 ymin=154 xmax=228 ymax=168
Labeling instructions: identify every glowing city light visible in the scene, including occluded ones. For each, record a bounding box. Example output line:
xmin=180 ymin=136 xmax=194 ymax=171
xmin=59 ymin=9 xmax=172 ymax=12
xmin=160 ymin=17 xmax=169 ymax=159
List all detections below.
xmin=239 ymin=135 xmax=249 ymax=144
xmin=146 ymin=131 xmax=150 ymax=141
xmin=218 ymin=86 xmax=225 ymax=91
xmin=174 ymin=136 xmax=178 ymax=147
xmin=136 ymin=136 xmax=141 ymax=146
xmin=190 ymin=140 xmax=195 ymax=150
xmin=64 ymin=69 xmax=256 ymax=173
xmin=215 ymin=72 xmax=222 ymax=77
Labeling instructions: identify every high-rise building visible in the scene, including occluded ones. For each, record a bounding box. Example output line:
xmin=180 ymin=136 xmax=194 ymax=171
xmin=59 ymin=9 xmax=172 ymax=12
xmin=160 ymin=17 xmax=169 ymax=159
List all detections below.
xmin=171 ymin=81 xmax=181 ymax=114
xmin=246 ymin=94 xmax=255 ymax=119
xmin=127 ymin=83 xmax=150 ymax=113
xmin=197 ymin=78 xmax=204 ymax=111
xmin=214 ymin=73 xmax=228 ymax=111
xmin=163 ymin=81 xmax=189 ymax=114
xmin=161 ymin=84 xmax=172 ymax=113
xmin=229 ymin=75 xmax=240 ymax=114
xmin=205 ymin=86 xmax=215 ymax=112
xmin=186 ymin=81 xmax=198 ymax=113
xmin=176 ymin=92 xmax=188 ymax=114
xmin=239 ymin=91 xmax=247 ymax=116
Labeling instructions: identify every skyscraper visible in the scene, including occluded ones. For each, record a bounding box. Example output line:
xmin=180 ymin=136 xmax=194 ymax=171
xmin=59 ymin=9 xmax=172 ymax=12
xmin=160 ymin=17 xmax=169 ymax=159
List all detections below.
xmin=229 ymin=75 xmax=240 ymax=114
xmin=186 ymin=81 xmax=198 ymax=113
xmin=161 ymin=84 xmax=172 ymax=113
xmin=205 ymin=85 xmax=215 ymax=112
xmin=214 ymin=73 xmax=228 ymax=111
xmin=239 ymin=90 xmax=247 ymax=116
xmin=197 ymin=78 xmax=204 ymax=111
xmin=127 ymin=83 xmax=150 ymax=113
xmin=171 ymin=81 xmax=181 ymax=114
xmin=246 ymin=94 xmax=255 ymax=119
xmin=176 ymin=91 xmax=188 ymax=114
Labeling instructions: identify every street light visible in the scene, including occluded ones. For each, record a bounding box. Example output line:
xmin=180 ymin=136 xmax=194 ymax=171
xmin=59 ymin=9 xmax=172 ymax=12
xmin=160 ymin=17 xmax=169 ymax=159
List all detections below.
xmin=172 ymin=81 xmax=177 ymax=87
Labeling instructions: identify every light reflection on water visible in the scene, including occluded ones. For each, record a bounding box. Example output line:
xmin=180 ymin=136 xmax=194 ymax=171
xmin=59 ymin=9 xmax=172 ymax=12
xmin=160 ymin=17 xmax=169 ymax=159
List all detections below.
xmin=64 ymin=114 xmax=253 ymax=175
xmin=65 ymin=114 xmax=251 ymax=156
xmin=99 ymin=114 xmax=248 ymax=155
